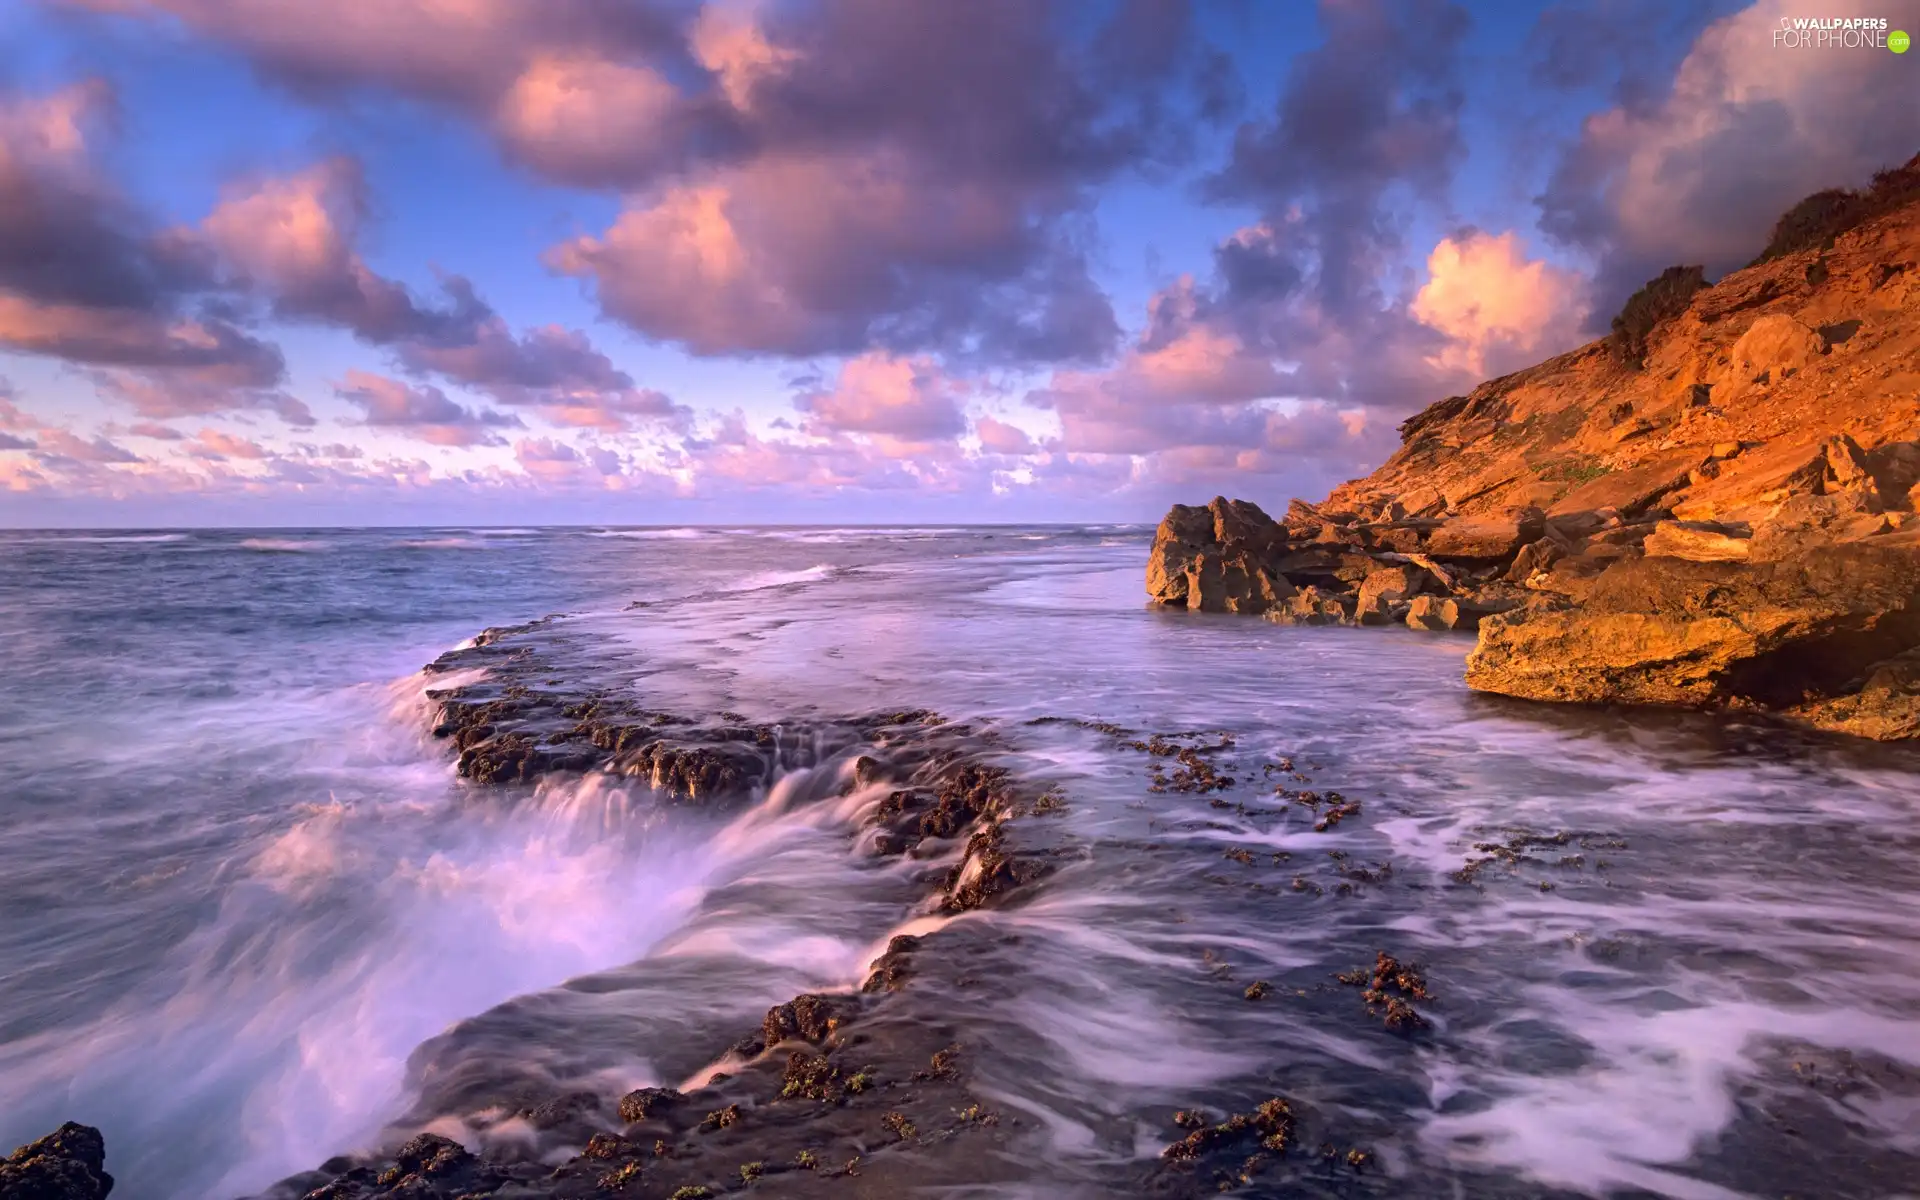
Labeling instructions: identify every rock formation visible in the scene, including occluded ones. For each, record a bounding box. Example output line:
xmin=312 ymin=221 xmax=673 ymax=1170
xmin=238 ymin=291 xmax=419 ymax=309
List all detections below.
xmin=1 ymin=1123 xmax=114 ymax=1199
xmin=1145 ymin=151 xmax=1920 ymax=740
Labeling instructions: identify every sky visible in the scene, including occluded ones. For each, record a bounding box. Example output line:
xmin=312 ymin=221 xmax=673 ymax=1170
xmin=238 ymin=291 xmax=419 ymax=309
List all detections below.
xmin=0 ymin=0 xmax=1915 ymax=527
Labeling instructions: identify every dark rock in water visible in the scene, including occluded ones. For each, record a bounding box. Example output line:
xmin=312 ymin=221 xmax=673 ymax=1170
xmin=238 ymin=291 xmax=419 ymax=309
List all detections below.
xmin=863 ymin=934 xmax=922 ymax=993
xmin=762 ymin=995 xmax=849 ymax=1048
xmin=617 ymin=1086 xmax=684 ymax=1124
xmin=1 ymin=1123 xmax=114 ymax=1200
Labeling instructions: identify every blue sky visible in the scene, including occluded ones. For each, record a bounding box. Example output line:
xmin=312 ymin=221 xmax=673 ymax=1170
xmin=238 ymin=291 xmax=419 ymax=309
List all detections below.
xmin=0 ymin=0 xmax=1909 ymax=526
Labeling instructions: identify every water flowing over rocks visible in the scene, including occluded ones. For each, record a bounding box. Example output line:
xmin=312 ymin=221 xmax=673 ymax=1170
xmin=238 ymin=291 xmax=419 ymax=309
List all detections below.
xmin=1144 ymin=151 xmax=1920 ymax=741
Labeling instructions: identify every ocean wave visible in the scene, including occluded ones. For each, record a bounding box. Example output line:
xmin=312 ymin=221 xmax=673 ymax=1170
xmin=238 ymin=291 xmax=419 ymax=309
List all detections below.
xmin=237 ymin=538 xmax=331 ymax=552
xmin=591 ymin=528 xmax=713 ymax=540
xmin=400 ymin=537 xmax=487 ymax=550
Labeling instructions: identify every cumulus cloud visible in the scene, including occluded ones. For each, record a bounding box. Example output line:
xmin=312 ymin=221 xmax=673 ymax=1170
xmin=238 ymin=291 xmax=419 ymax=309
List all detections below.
xmin=794 ymin=354 xmax=967 ymax=442
xmin=80 ymin=0 xmax=1227 ymax=367
xmin=974 ymin=415 xmax=1038 ymax=456
xmin=34 ymin=428 xmax=143 ymax=464
xmin=1410 ymin=230 xmax=1589 ymax=375
xmin=547 ymin=149 xmax=1121 ymax=362
xmin=0 ymin=81 xmax=299 ymax=419
xmin=0 ymin=431 xmax=34 ymax=451
xmin=1192 ymin=0 xmax=1479 ymax=416
xmin=191 ymin=428 xmax=271 ymax=460
xmin=335 ymin=370 xmax=523 ymax=446
xmin=126 ymin=422 xmax=185 ymax=440
xmin=393 ymin=289 xmax=689 ymax=431
xmin=513 ymin=436 xmax=630 ymax=484
xmin=199 ymin=157 xmax=472 ymax=342
xmin=1539 ymin=0 xmax=1920 ymax=308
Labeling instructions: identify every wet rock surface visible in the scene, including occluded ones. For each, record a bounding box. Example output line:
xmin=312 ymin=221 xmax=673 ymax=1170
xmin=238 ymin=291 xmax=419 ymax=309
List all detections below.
xmin=1146 ymin=152 xmax=1920 ymax=740
xmin=0 ymin=1123 xmax=114 ymax=1200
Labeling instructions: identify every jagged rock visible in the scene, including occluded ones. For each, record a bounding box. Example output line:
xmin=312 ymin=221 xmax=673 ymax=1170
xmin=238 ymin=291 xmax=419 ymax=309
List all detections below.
xmin=1184 ymin=551 xmax=1295 ymax=614
xmin=762 ymin=994 xmax=848 ymax=1047
xmin=1146 ymin=497 xmax=1293 ymax=613
xmin=1 ymin=1123 xmax=113 ymax=1200
xmin=1465 ymin=545 xmax=1920 ymax=729
xmin=1147 ymin=503 xmax=1217 ymax=604
xmin=1504 ymin=537 xmax=1567 ymax=583
xmin=1404 ymin=595 xmax=1496 ymax=632
xmin=1750 ymin=492 xmax=1892 ymax=561
xmin=1791 ymin=648 xmax=1920 ymax=740
xmin=1424 ymin=506 xmax=1546 ymax=560
xmin=1644 ymin=520 xmax=1753 ymax=562
xmin=1357 ymin=565 xmax=1429 ymax=610
xmin=1264 ymin=586 xmax=1354 ymax=626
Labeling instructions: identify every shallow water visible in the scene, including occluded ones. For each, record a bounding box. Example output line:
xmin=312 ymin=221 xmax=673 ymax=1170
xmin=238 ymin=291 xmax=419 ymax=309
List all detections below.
xmin=3 ymin=526 xmax=1919 ymax=1199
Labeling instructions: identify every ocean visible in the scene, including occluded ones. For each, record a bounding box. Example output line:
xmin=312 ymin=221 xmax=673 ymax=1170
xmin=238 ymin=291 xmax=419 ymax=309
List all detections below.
xmin=3 ymin=525 xmax=1919 ymax=1199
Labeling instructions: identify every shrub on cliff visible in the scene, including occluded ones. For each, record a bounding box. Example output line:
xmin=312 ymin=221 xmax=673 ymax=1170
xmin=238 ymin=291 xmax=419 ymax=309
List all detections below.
xmin=1607 ymin=265 xmax=1707 ymax=368
xmin=1753 ymin=152 xmax=1920 ymax=264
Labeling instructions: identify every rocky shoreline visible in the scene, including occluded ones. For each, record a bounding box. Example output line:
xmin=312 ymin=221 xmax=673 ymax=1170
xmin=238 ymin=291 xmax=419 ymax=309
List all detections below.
xmin=1146 ymin=153 xmax=1920 ymax=742
xmin=5 ymin=610 xmax=1424 ymax=1200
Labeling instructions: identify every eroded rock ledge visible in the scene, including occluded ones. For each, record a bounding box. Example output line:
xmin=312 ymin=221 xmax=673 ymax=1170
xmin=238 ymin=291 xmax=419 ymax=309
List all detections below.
xmin=1146 ymin=152 xmax=1920 ymax=741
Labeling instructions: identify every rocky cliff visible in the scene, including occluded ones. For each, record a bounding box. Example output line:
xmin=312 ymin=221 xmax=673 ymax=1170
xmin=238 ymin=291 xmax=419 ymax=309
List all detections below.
xmin=1147 ymin=153 xmax=1920 ymax=740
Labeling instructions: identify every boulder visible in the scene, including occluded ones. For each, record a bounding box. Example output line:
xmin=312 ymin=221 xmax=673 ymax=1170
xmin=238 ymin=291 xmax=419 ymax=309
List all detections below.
xmin=1424 ymin=506 xmax=1546 ymax=561
xmin=1265 ymin=586 xmax=1354 ymax=626
xmin=1722 ymin=313 xmax=1824 ymax=388
xmin=1357 ymin=565 xmax=1429 ymax=610
xmin=1146 ymin=497 xmax=1294 ymax=613
xmin=1405 ymin=594 xmax=1493 ymax=632
xmin=1184 ymin=552 xmax=1295 ymax=614
xmin=1146 ymin=503 xmax=1218 ymax=604
xmin=1643 ymin=520 xmax=1752 ymax=562
xmin=1464 ymin=545 xmax=1920 ymax=732
xmin=1 ymin=1123 xmax=114 ymax=1199
xmin=1504 ymin=538 xmax=1567 ymax=583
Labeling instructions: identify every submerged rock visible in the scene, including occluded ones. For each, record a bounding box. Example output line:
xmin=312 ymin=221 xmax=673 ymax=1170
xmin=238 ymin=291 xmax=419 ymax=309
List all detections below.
xmin=1 ymin=1123 xmax=113 ymax=1200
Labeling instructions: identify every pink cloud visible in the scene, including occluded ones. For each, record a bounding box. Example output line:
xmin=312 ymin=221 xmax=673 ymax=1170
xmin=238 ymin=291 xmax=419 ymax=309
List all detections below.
xmin=974 ymin=415 xmax=1037 ymax=456
xmin=34 ymin=428 xmax=143 ymax=464
xmin=1410 ymin=230 xmax=1588 ymax=376
xmin=336 ymin=369 xmax=522 ymax=447
xmin=795 ymin=354 xmax=966 ymax=442
xmin=192 ymin=428 xmax=271 ymax=460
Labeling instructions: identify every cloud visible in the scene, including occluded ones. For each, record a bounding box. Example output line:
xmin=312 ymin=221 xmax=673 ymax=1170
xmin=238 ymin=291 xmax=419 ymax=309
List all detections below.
xmin=34 ymin=428 xmax=143 ymax=463
xmin=547 ymin=149 xmax=1121 ymax=363
xmin=794 ymin=354 xmax=967 ymax=442
xmin=1410 ymin=230 xmax=1589 ymax=375
xmin=127 ymin=421 xmax=185 ymax=440
xmin=335 ymin=369 xmax=523 ymax=446
xmin=84 ymin=0 xmax=1225 ymax=367
xmin=0 ymin=81 xmax=300 ymax=419
xmin=60 ymin=0 xmax=689 ymax=111
xmin=393 ymin=291 xmax=689 ymax=431
xmin=0 ymin=431 xmax=33 ymax=451
xmin=191 ymin=428 xmax=271 ymax=460
xmin=1192 ymin=0 xmax=1478 ymax=414
xmin=199 ymin=156 xmax=473 ymax=341
xmin=974 ymin=415 xmax=1037 ymax=456
xmin=1538 ymin=0 xmax=1920 ymax=309
xmin=513 ymin=435 xmax=628 ymax=484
